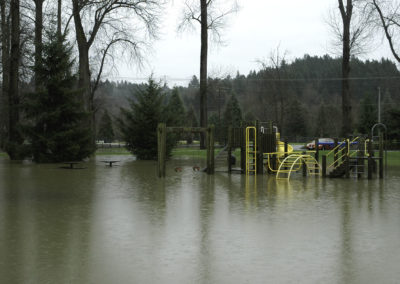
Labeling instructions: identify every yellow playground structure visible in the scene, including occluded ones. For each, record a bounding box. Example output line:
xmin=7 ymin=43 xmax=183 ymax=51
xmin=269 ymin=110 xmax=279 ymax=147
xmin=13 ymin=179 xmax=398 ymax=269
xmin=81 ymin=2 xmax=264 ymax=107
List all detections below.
xmin=275 ymin=132 xmax=293 ymax=155
xmin=245 ymin=126 xmax=321 ymax=180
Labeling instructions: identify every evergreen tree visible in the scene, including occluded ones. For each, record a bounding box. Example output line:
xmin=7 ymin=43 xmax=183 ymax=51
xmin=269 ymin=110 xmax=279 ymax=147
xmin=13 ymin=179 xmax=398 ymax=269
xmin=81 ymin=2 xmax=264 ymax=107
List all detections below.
xmin=357 ymin=94 xmax=377 ymax=134
xmin=165 ymin=87 xmax=185 ymax=126
xmin=184 ymin=106 xmax=199 ymax=144
xmin=221 ymin=94 xmax=242 ymax=144
xmin=164 ymin=87 xmax=186 ymax=144
xmin=385 ymin=108 xmax=400 ymax=140
xmin=118 ymin=78 xmax=174 ymax=160
xmin=315 ymin=104 xmax=328 ymax=137
xmin=209 ymin=113 xmax=224 ymax=144
xmin=97 ymin=110 xmax=115 ymax=143
xmin=284 ymin=99 xmax=308 ymax=137
xmin=185 ymin=106 xmax=199 ymax=127
xmin=223 ymin=94 xmax=242 ymax=128
xmin=24 ymin=31 xmax=93 ymax=162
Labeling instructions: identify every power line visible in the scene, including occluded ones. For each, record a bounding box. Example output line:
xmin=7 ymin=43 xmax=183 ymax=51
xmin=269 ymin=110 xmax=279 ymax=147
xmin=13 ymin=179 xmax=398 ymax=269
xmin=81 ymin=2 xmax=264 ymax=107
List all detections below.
xmin=105 ymin=75 xmax=400 ymax=83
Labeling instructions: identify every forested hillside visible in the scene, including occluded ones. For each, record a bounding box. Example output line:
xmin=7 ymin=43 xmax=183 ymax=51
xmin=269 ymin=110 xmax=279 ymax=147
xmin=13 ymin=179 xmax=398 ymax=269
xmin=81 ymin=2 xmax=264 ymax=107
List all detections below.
xmin=96 ymin=55 xmax=400 ymax=141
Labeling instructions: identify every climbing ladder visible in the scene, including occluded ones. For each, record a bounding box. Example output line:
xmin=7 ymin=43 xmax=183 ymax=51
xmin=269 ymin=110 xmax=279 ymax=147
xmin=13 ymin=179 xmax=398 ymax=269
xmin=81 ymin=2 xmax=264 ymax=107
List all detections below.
xmin=326 ymin=137 xmax=362 ymax=178
xmin=276 ymin=154 xmax=321 ymax=180
xmin=246 ymin=126 xmax=257 ymax=175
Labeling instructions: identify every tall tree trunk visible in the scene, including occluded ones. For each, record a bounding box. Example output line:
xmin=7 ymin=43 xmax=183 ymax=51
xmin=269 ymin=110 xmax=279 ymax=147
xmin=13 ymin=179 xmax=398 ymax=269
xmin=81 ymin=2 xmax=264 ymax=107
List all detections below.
xmin=199 ymin=0 xmax=208 ymax=149
xmin=1 ymin=0 xmax=10 ymax=148
xmin=57 ymin=0 xmax=61 ymax=36
xmin=72 ymin=0 xmax=90 ymax=111
xmin=34 ymin=0 xmax=43 ymax=90
xmin=339 ymin=0 xmax=353 ymax=137
xmin=8 ymin=0 xmax=21 ymax=159
xmin=72 ymin=0 xmax=96 ymax=148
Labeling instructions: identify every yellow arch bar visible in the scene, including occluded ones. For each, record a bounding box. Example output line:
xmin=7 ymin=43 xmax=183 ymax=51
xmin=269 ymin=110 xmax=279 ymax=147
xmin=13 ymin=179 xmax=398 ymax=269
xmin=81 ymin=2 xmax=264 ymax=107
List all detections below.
xmin=276 ymin=154 xmax=321 ymax=180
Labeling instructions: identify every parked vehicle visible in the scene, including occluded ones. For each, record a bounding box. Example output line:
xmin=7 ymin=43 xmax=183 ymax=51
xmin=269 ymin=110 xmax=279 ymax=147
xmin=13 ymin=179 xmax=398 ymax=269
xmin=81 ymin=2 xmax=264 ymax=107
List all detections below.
xmin=306 ymin=138 xmax=358 ymax=150
xmin=306 ymin=138 xmax=335 ymax=150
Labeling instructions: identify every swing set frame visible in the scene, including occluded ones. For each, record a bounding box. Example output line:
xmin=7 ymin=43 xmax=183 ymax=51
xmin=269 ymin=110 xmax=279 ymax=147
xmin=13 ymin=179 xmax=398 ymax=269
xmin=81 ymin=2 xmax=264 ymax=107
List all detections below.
xmin=157 ymin=123 xmax=215 ymax=177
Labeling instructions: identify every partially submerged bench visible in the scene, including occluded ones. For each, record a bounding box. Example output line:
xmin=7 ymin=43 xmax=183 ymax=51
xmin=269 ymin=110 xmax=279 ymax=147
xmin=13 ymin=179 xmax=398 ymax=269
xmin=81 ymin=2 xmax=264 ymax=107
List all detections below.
xmin=100 ymin=160 xmax=120 ymax=167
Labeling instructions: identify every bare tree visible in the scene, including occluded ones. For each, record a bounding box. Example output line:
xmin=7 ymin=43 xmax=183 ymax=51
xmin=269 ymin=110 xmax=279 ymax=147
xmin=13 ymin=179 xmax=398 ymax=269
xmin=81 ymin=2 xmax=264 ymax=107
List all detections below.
xmin=328 ymin=0 xmax=373 ymax=136
xmin=257 ymin=46 xmax=290 ymax=134
xmin=338 ymin=0 xmax=353 ymax=136
xmin=71 ymin=0 xmax=162 ymax=141
xmin=370 ymin=0 xmax=400 ymax=63
xmin=1 ymin=0 xmax=36 ymax=151
xmin=7 ymin=0 xmax=22 ymax=158
xmin=57 ymin=0 xmax=61 ymax=35
xmin=179 ymin=0 xmax=238 ymax=148
xmin=33 ymin=0 xmax=44 ymax=89
xmin=0 ymin=0 xmax=10 ymax=148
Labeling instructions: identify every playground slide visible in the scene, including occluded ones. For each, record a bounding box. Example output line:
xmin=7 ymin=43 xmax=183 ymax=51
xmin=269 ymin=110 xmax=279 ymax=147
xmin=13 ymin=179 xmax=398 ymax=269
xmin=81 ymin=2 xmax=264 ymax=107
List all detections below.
xmin=276 ymin=132 xmax=293 ymax=155
xmin=277 ymin=140 xmax=293 ymax=154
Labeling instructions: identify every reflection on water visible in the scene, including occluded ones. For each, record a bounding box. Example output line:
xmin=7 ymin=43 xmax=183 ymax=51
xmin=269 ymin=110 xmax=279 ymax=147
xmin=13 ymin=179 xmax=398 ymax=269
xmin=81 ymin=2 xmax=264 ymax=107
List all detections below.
xmin=0 ymin=157 xmax=399 ymax=283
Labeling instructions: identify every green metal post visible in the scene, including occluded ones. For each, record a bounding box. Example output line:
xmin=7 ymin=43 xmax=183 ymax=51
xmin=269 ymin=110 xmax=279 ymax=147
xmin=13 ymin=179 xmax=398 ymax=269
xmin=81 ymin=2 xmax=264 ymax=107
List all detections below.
xmin=334 ymin=138 xmax=338 ymax=168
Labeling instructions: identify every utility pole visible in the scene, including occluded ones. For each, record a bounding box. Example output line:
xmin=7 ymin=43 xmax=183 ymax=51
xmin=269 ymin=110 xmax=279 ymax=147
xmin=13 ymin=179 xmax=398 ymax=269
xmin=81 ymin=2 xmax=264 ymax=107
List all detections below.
xmin=378 ymin=87 xmax=381 ymax=124
xmin=218 ymin=87 xmax=221 ymax=122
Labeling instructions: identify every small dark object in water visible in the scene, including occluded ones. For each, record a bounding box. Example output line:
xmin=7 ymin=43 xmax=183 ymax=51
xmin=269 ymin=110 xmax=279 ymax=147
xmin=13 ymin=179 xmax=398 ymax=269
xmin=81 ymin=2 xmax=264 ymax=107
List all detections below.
xmin=174 ymin=167 xmax=183 ymax=172
xmin=193 ymin=166 xmax=200 ymax=171
xmin=230 ymin=155 xmax=236 ymax=166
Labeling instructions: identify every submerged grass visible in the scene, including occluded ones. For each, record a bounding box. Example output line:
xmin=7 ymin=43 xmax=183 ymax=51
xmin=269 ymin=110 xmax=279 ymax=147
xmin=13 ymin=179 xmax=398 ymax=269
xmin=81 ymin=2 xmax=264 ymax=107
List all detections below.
xmin=1 ymin=147 xmax=399 ymax=167
xmin=171 ymin=148 xmax=400 ymax=167
xmin=95 ymin=148 xmax=130 ymax=155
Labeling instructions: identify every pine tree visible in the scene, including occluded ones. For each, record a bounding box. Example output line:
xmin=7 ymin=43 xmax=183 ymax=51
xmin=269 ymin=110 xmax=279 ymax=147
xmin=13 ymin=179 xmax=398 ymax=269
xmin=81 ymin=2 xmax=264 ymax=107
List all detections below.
xmin=118 ymin=78 xmax=174 ymax=160
xmin=184 ymin=106 xmax=199 ymax=144
xmin=315 ymin=104 xmax=328 ymax=137
xmin=284 ymin=99 xmax=308 ymax=137
xmin=221 ymin=94 xmax=242 ymax=144
xmin=24 ymin=31 xmax=94 ymax=162
xmin=166 ymin=87 xmax=185 ymax=127
xmin=386 ymin=108 xmax=400 ymax=140
xmin=223 ymin=94 xmax=242 ymax=128
xmin=185 ymin=106 xmax=199 ymax=128
xmin=97 ymin=110 xmax=115 ymax=143
xmin=357 ymin=94 xmax=377 ymax=134
xmin=164 ymin=87 xmax=186 ymax=144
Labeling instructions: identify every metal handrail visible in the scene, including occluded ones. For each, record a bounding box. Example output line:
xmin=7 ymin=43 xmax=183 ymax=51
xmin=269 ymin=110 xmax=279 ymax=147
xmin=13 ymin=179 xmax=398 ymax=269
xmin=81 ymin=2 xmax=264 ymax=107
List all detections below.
xmin=327 ymin=137 xmax=360 ymax=170
xmin=364 ymin=139 xmax=370 ymax=157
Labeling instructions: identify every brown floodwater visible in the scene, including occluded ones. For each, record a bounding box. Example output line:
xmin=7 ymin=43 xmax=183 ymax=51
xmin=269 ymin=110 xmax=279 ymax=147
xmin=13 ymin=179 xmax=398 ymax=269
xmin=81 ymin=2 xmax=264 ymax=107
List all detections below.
xmin=0 ymin=155 xmax=399 ymax=283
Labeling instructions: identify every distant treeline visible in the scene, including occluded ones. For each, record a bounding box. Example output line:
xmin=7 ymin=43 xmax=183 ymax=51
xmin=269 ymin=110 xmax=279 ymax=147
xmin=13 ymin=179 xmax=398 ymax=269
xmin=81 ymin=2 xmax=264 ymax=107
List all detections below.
xmin=95 ymin=55 xmax=400 ymax=141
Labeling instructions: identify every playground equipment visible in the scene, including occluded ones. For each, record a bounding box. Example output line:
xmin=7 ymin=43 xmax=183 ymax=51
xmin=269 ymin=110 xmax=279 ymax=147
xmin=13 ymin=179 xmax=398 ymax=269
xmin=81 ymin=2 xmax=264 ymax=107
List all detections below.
xmin=321 ymin=134 xmax=385 ymax=179
xmin=276 ymin=132 xmax=293 ymax=155
xmin=157 ymin=123 xmax=214 ymax=177
xmin=276 ymin=154 xmax=321 ymax=180
xmin=245 ymin=127 xmax=257 ymax=175
xmin=157 ymin=121 xmax=385 ymax=180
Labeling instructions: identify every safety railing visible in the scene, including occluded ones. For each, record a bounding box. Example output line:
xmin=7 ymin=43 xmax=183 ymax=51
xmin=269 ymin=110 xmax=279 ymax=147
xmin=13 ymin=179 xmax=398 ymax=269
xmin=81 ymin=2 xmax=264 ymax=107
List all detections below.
xmin=326 ymin=137 xmax=360 ymax=171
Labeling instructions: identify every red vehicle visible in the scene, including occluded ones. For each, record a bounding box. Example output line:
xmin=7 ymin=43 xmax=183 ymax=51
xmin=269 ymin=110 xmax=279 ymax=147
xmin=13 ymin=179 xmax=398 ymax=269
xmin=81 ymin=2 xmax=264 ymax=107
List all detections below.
xmin=306 ymin=138 xmax=335 ymax=150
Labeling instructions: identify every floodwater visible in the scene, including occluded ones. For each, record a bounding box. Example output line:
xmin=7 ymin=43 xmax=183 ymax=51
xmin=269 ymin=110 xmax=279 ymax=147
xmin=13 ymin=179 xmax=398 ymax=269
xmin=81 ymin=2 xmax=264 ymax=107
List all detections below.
xmin=0 ymin=155 xmax=399 ymax=284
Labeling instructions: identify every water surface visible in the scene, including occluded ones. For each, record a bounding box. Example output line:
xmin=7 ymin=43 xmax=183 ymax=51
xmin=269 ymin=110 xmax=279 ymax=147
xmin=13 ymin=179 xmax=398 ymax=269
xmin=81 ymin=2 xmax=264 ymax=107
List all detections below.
xmin=0 ymin=156 xmax=399 ymax=283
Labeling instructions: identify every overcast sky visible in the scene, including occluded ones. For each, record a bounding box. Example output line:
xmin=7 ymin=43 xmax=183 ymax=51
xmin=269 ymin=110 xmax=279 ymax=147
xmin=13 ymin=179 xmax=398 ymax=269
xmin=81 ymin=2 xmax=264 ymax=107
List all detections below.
xmin=109 ymin=0 xmax=393 ymax=86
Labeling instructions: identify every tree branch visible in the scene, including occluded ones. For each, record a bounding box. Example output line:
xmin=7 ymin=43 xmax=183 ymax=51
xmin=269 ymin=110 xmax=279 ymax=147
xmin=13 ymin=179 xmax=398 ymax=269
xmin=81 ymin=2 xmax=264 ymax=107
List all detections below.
xmin=372 ymin=0 xmax=400 ymax=63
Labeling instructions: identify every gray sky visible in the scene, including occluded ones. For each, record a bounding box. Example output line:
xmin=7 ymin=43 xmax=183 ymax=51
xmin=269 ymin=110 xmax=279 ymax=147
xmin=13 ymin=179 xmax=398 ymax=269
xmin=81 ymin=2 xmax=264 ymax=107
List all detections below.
xmin=109 ymin=0 xmax=393 ymax=86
